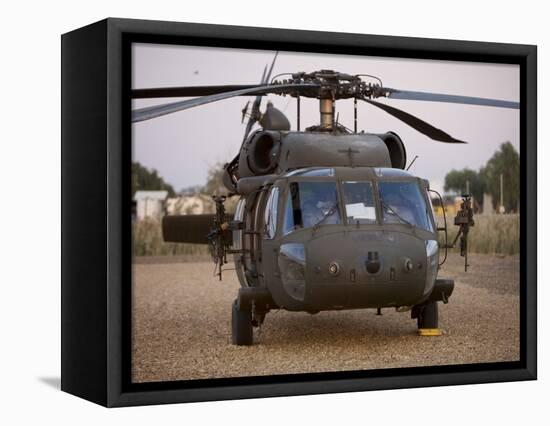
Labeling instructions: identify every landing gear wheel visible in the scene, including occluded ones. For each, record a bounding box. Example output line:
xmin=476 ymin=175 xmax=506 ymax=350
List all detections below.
xmin=232 ymin=299 xmax=253 ymax=345
xmin=416 ymin=301 xmax=441 ymax=336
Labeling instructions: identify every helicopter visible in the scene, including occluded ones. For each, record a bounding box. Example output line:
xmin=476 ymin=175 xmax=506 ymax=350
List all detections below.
xmin=132 ymin=54 xmax=518 ymax=345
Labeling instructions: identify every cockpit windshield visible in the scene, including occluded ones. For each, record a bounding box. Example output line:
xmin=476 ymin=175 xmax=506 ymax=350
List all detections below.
xmin=283 ymin=181 xmax=341 ymax=234
xmin=378 ymin=181 xmax=434 ymax=231
xmin=342 ymin=181 xmax=377 ymax=224
xmin=280 ymin=177 xmax=434 ymax=235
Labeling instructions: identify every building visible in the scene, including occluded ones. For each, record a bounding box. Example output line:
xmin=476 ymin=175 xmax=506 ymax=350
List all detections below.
xmin=133 ymin=190 xmax=169 ymax=221
xmin=165 ymin=194 xmax=215 ymax=215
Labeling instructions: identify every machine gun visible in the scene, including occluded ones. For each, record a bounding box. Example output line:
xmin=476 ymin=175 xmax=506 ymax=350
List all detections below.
xmin=449 ymin=195 xmax=475 ymax=271
xmin=207 ymin=196 xmax=234 ymax=280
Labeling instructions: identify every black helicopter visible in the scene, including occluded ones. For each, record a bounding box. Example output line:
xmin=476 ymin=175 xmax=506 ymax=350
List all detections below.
xmin=132 ymin=54 xmax=518 ymax=345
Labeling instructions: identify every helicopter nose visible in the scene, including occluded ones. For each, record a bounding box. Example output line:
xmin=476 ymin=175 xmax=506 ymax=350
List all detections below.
xmin=303 ymin=230 xmax=427 ymax=309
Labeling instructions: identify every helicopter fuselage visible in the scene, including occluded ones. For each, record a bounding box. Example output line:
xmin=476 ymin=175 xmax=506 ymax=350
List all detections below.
xmin=232 ymin=166 xmax=450 ymax=313
xmin=161 ymin=129 xmax=460 ymax=345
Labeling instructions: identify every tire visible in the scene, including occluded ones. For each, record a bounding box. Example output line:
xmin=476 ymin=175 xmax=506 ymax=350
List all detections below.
xmin=417 ymin=301 xmax=439 ymax=329
xmin=232 ymin=299 xmax=253 ymax=346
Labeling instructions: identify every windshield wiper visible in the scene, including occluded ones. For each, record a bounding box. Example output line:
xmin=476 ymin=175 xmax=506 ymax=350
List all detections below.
xmin=312 ymin=204 xmax=338 ymax=230
xmin=380 ymin=199 xmax=414 ymax=227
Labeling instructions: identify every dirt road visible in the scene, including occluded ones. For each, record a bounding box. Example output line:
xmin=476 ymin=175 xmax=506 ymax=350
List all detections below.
xmin=132 ymin=253 xmax=519 ymax=383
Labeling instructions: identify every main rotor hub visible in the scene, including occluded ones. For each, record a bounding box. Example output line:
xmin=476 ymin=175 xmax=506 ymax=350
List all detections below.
xmin=273 ymin=70 xmax=388 ymax=131
xmin=274 ymin=70 xmax=386 ymax=100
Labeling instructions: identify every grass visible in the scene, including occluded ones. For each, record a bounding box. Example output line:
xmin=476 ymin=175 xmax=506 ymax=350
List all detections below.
xmin=133 ymin=213 xmax=520 ymax=257
xmin=133 ymin=218 xmax=210 ymax=257
xmin=436 ymin=214 xmax=519 ymax=255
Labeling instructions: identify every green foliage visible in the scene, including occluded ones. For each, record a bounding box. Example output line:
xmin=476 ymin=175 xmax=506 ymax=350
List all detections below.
xmin=132 ymin=162 xmax=176 ymax=197
xmin=481 ymin=142 xmax=520 ymax=212
xmin=444 ymin=168 xmax=486 ymax=204
xmin=443 ymin=142 xmax=519 ymax=213
xmin=202 ymin=162 xmax=239 ymax=213
xmin=202 ymin=161 xmax=229 ymax=196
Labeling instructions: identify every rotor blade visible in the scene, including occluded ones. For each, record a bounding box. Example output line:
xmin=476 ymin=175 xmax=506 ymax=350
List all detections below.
xmin=132 ymin=85 xmax=259 ymax=99
xmin=242 ymin=66 xmax=267 ymax=141
xmin=265 ymin=51 xmax=279 ymax=83
xmin=243 ymin=106 xmax=260 ymax=142
xmin=243 ymin=52 xmax=279 ymax=141
xmin=162 ymin=214 xmax=214 ymax=244
xmin=260 ymin=66 xmax=268 ymax=85
xmin=132 ymin=83 xmax=318 ymax=123
xmin=363 ymin=99 xmax=467 ymax=143
xmin=384 ymin=88 xmax=519 ymax=109
xmin=162 ymin=214 xmax=233 ymax=244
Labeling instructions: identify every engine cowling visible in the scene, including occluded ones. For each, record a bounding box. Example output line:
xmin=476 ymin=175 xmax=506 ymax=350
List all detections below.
xmin=238 ymin=130 xmax=397 ymax=181
xmin=377 ymin=131 xmax=407 ymax=169
xmin=246 ymin=131 xmax=282 ymax=175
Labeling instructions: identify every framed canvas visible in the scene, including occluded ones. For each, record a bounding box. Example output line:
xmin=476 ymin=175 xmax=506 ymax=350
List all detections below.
xmin=61 ymin=18 xmax=537 ymax=407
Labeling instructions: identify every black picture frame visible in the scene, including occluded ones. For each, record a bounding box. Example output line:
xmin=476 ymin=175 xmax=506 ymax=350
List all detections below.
xmin=61 ymin=17 xmax=537 ymax=407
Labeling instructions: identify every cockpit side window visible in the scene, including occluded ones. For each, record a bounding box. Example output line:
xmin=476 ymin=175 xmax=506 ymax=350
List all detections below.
xmin=342 ymin=181 xmax=377 ymax=224
xmin=264 ymin=187 xmax=279 ymax=239
xmin=282 ymin=189 xmax=298 ymax=235
xmin=282 ymin=181 xmax=341 ymax=235
xmin=378 ymin=181 xmax=434 ymax=232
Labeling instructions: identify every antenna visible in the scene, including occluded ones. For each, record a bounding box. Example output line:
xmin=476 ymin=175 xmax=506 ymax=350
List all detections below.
xmin=406 ymin=155 xmax=419 ymax=171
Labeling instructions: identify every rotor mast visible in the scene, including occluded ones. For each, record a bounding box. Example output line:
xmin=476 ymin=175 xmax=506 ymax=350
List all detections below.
xmin=316 ymin=70 xmax=343 ymax=132
xmin=319 ymin=98 xmax=335 ymax=130
xmin=309 ymin=70 xmax=360 ymax=132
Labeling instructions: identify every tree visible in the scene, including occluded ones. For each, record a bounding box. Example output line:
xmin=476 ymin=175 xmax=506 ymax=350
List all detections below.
xmin=481 ymin=142 xmax=519 ymax=212
xmin=444 ymin=168 xmax=486 ymax=206
xmin=132 ymin=162 xmax=176 ymax=196
xmin=202 ymin=162 xmax=239 ymax=213
xmin=202 ymin=162 xmax=229 ymax=195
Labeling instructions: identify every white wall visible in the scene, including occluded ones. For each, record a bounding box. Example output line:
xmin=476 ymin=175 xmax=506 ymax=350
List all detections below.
xmin=136 ymin=199 xmax=164 ymax=220
xmin=0 ymin=1 xmax=546 ymax=425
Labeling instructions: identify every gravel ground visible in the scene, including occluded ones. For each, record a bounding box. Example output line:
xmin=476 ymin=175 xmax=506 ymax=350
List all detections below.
xmin=132 ymin=253 xmax=519 ymax=383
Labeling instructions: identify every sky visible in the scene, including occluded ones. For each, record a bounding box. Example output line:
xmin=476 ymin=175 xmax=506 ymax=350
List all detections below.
xmin=131 ymin=43 xmax=519 ymax=194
